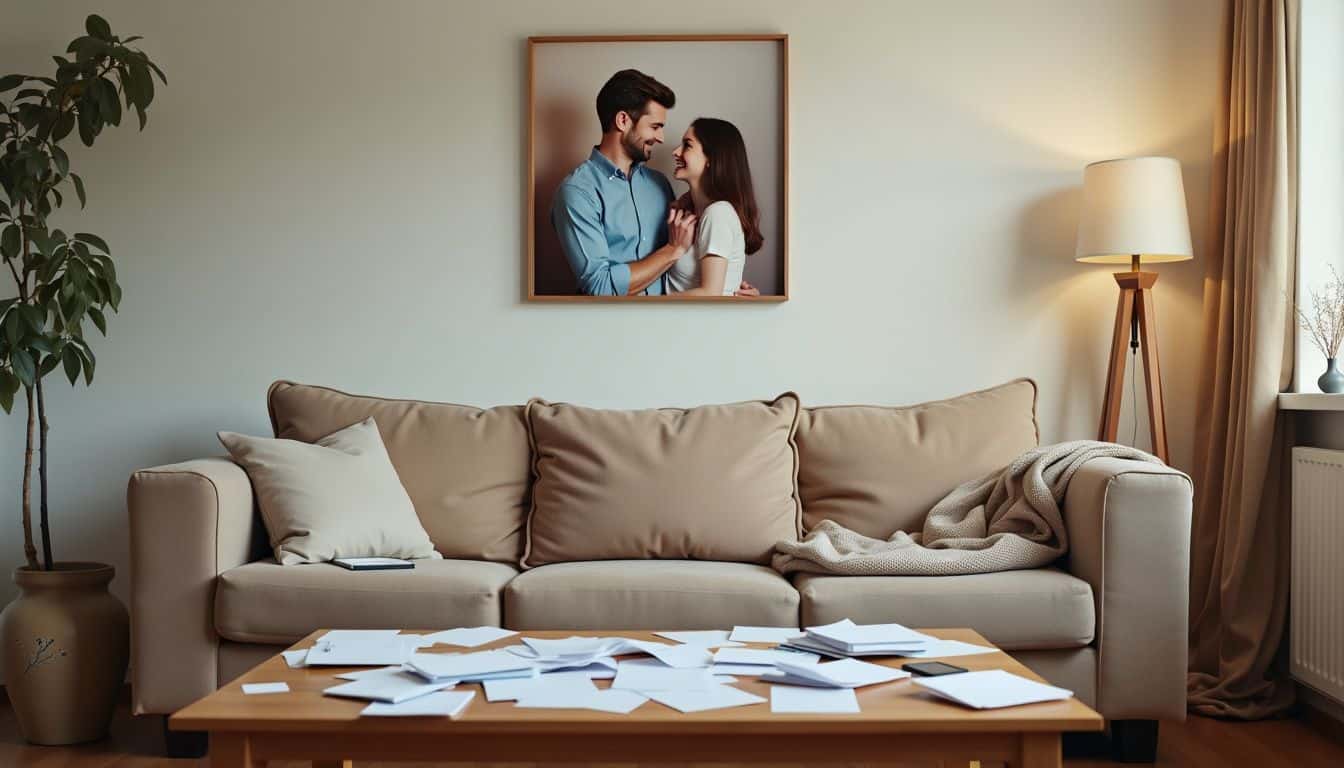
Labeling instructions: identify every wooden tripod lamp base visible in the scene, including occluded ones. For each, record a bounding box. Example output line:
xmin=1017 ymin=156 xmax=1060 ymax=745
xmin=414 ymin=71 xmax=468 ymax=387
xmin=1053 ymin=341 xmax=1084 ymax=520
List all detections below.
xmin=1098 ymin=268 xmax=1168 ymax=463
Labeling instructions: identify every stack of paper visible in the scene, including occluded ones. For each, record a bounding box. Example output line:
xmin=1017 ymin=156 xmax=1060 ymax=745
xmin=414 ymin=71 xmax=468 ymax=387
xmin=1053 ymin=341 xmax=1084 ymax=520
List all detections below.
xmin=323 ymin=667 xmax=457 ymax=703
xmin=778 ymin=620 xmax=997 ymax=660
xmin=762 ymin=658 xmax=910 ymax=689
xmin=361 ymin=690 xmax=475 ymax=717
xmin=913 ymin=669 xmax=1073 ymax=709
xmin=405 ymin=649 xmax=536 ymax=684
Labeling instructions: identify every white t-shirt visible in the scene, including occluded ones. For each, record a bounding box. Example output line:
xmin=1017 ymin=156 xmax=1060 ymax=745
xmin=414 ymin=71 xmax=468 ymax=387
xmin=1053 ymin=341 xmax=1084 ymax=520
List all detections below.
xmin=665 ymin=201 xmax=747 ymax=295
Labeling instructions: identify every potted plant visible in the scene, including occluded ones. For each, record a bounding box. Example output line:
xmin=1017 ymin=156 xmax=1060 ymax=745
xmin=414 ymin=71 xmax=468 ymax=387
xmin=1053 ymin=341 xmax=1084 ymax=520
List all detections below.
xmin=1295 ymin=266 xmax=1344 ymax=393
xmin=0 ymin=15 xmax=164 ymax=745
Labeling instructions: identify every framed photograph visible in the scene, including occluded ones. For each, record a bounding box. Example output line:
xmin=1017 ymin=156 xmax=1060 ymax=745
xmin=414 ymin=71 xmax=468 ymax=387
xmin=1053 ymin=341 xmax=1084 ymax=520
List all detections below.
xmin=527 ymin=35 xmax=789 ymax=302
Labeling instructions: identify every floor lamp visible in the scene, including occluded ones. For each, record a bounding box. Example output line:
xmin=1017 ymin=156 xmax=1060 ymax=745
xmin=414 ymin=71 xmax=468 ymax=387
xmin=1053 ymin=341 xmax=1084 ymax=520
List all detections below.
xmin=1074 ymin=157 xmax=1193 ymax=464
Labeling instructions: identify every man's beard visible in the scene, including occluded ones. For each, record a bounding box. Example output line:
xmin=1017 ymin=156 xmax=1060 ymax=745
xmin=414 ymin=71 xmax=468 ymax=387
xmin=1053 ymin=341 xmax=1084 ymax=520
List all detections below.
xmin=622 ymin=133 xmax=652 ymax=163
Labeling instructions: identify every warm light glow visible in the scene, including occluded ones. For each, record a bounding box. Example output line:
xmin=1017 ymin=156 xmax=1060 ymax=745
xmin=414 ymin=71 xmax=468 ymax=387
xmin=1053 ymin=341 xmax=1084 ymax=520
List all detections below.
xmin=1074 ymin=157 xmax=1194 ymax=265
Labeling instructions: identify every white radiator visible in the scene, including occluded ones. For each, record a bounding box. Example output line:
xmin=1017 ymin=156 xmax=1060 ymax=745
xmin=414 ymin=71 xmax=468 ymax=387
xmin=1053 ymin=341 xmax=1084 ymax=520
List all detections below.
xmin=1292 ymin=447 xmax=1344 ymax=704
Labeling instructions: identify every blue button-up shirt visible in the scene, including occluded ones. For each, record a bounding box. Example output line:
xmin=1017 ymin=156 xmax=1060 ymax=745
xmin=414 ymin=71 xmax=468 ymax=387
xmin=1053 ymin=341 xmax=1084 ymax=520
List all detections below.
xmin=551 ymin=148 xmax=674 ymax=296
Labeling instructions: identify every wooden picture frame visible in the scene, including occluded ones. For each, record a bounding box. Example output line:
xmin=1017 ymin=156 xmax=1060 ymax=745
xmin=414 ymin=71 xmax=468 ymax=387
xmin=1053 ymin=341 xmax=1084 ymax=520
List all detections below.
xmin=526 ymin=34 xmax=789 ymax=302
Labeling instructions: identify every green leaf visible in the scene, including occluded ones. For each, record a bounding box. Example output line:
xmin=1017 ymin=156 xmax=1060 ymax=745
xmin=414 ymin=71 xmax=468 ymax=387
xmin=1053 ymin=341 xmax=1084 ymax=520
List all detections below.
xmin=88 ymin=305 xmax=106 ymax=335
xmin=0 ymin=371 xmax=16 ymax=413
xmin=53 ymin=111 xmax=75 ymax=141
xmin=122 ymin=35 xmax=143 ymax=44
xmin=61 ymin=345 xmax=80 ymax=385
xmin=38 ymin=351 xmax=61 ymax=377
xmin=146 ymin=59 xmax=167 ymax=85
xmin=28 ymin=335 xmax=54 ymax=354
xmin=18 ymin=304 xmax=43 ymax=334
xmin=86 ymin=15 xmax=113 ymax=41
xmin=74 ymin=232 xmax=109 ymax=254
xmin=70 ymin=173 xmax=86 ymax=208
xmin=51 ymin=145 xmax=69 ymax=177
xmin=3 ymin=311 xmax=20 ymax=347
xmin=71 ymin=340 xmax=94 ymax=384
xmin=11 ymin=348 xmax=35 ymax=386
xmin=77 ymin=106 xmax=95 ymax=146
xmin=108 ymin=281 xmax=121 ymax=310
xmin=97 ymin=77 xmax=121 ymax=126
xmin=1 ymin=224 xmax=18 ymax=259
xmin=0 ymin=74 xmax=23 ymax=93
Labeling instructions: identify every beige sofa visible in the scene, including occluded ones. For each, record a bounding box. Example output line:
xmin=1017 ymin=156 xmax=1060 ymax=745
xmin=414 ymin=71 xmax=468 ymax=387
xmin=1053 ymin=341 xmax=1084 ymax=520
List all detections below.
xmin=127 ymin=379 xmax=1192 ymax=760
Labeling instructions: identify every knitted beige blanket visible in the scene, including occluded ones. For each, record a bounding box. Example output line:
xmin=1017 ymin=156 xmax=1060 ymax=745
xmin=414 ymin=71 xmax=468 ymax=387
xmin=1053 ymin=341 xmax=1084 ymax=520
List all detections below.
xmin=773 ymin=440 xmax=1162 ymax=577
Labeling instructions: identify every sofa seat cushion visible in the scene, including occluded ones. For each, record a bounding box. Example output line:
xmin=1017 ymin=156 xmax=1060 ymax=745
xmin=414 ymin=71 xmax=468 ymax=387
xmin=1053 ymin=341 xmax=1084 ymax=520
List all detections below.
xmin=215 ymin=558 xmax=518 ymax=644
xmin=795 ymin=568 xmax=1094 ymax=650
xmin=504 ymin=560 xmax=799 ymax=630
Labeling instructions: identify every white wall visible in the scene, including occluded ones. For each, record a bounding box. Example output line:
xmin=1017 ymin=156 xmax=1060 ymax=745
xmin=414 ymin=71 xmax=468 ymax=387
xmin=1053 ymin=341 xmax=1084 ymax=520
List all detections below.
xmin=0 ymin=1 xmax=1222 ymax=629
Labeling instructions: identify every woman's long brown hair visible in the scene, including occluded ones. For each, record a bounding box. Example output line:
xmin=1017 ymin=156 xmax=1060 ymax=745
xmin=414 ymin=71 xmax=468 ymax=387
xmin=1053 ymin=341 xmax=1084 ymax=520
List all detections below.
xmin=692 ymin=118 xmax=764 ymax=255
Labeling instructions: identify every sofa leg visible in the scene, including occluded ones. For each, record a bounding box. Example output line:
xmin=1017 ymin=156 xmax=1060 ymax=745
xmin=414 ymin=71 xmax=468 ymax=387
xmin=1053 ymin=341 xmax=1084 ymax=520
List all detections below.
xmin=1111 ymin=719 xmax=1159 ymax=763
xmin=162 ymin=717 xmax=208 ymax=759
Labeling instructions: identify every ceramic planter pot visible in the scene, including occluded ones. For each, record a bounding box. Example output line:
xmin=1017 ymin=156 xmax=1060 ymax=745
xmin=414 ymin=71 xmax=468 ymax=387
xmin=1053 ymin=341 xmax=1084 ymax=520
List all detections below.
xmin=0 ymin=562 xmax=129 ymax=745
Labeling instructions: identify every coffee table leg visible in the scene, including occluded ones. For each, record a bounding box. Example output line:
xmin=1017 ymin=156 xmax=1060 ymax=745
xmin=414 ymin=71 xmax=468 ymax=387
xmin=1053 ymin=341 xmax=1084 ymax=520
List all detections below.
xmin=1018 ymin=732 xmax=1061 ymax=768
xmin=211 ymin=733 xmax=260 ymax=768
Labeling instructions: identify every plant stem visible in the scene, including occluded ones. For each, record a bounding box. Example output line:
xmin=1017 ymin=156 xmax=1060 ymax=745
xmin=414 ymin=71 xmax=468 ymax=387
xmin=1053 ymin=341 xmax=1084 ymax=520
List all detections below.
xmin=36 ymin=375 xmax=51 ymax=570
xmin=14 ymin=198 xmax=37 ymax=570
xmin=20 ymin=385 xmax=37 ymax=569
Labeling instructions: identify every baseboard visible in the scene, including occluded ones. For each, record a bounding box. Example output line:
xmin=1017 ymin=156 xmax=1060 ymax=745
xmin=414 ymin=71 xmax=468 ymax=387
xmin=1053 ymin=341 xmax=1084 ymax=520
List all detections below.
xmin=1298 ymin=682 xmax=1344 ymax=746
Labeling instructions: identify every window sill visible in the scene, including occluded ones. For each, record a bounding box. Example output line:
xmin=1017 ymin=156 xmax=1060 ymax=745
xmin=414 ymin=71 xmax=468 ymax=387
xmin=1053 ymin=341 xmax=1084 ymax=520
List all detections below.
xmin=1279 ymin=393 xmax=1344 ymax=411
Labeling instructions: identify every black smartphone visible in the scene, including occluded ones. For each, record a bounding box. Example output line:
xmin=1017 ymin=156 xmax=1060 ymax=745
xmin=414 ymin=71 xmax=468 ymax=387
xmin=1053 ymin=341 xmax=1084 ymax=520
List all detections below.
xmin=902 ymin=661 xmax=968 ymax=677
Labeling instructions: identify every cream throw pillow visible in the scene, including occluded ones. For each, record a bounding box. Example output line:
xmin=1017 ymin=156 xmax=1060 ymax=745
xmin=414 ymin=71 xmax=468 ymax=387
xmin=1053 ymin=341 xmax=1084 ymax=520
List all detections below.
xmin=218 ymin=417 xmax=440 ymax=565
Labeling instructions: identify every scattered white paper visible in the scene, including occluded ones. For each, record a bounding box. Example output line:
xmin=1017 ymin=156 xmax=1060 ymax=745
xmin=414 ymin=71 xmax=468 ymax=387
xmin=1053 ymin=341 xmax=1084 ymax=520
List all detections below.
xmin=406 ymin=649 xmax=535 ymax=682
xmin=334 ymin=665 xmax=406 ymax=681
xmin=893 ymin=639 xmax=998 ymax=659
xmin=710 ymin=663 xmax=776 ymax=677
xmin=305 ymin=636 xmax=419 ymax=666
xmin=626 ymin=640 xmax=713 ymax=669
xmin=537 ymin=658 xmax=618 ymax=678
xmin=654 ymin=630 xmax=742 ymax=648
xmin=323 ymin=670 xmax=455 ymax=703
xmin=913 ymin=669 xmax=1072 ymax=709
xmin=421 ymin=626 xmax=517 ymax=648
xmin=611 ymin=659 xmax=716 ymax=691
xmin=281 ymin=649 xmax=309 ymax=668
xmin=770 ymin=686 xmax=860 ymax=714
xmin=361 ymin=690 xmax=475 ymax=717
xmin=644 ymin=685 xmax=767 ymax=713
xmin=713 ymin=648 xmax=820 ymax=666
xmin=769 ymin=658 xmax=910 ymax=689
xmin=522 ymin=636 xmax=621 ymax=658
xmin=516 ymin=688 xmax=649 ymax=714
xmin=729 ymin=626 xmax=805 ymax=643
xmin=242 ymin=682 xmax=289 ymax=695
xmin=483 ymin=671 xmax=598 ymax=702
xmin=315 ymin=629 xmax=402 ymax=644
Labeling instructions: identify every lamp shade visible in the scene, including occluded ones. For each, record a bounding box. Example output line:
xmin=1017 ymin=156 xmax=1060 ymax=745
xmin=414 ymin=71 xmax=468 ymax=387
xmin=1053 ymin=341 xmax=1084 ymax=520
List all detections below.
xmin=1074 ymin=156 xmax=1193 ymax=264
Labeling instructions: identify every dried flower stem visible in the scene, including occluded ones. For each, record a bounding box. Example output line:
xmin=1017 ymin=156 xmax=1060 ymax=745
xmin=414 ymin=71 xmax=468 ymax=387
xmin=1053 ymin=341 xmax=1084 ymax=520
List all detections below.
xmin=1294 ymin=265 xmax=1344 ymax=359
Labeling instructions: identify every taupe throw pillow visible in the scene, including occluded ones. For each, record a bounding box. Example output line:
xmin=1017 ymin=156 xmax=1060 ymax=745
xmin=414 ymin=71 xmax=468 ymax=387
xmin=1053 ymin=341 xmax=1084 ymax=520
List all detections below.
xmin=218 ymin=418 xmax=440 ymax=565
xmin=522 ymin=393 xmax=802 ymax=568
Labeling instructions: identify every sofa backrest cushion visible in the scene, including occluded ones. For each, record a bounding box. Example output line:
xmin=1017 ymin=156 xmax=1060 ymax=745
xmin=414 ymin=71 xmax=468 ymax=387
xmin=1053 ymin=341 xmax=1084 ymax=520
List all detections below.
xmin=267 ymin=381 xmax=530 ymax=563
xmin=795 ymin=379 xmax=1039 ymax=538
xmin=522 ymin=393 xmax=803 ymax=568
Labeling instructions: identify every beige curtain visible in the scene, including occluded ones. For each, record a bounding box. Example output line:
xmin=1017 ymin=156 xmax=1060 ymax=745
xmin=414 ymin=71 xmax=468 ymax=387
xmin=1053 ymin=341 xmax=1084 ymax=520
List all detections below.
xmin=1187 ymin=0 xmax=1299 ymax=719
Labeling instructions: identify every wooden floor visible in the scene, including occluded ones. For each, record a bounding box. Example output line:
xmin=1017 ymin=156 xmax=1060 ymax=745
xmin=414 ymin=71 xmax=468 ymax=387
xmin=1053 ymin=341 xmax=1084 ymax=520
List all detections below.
xmin=2 ymin=699 xmax=1342 ymax=767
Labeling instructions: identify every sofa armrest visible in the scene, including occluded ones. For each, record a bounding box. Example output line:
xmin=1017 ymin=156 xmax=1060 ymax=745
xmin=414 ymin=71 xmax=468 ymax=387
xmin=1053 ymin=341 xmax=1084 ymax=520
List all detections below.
xmin=128 ymin=457 xmax=257 ymax=716
xmin=1062 ymin=456 xmax=1192 ymax=720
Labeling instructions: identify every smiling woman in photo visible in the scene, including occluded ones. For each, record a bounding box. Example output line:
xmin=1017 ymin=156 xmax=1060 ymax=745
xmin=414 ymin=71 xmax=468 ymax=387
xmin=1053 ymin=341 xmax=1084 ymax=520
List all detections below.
xmin=665 ymin=118 xmax=764 ymax=296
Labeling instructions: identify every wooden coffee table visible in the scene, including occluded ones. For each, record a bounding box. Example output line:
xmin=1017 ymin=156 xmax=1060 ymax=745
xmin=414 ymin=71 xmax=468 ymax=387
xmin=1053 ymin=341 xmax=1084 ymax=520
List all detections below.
xmin=171 ymin=628 xmax=1102 ymax=768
